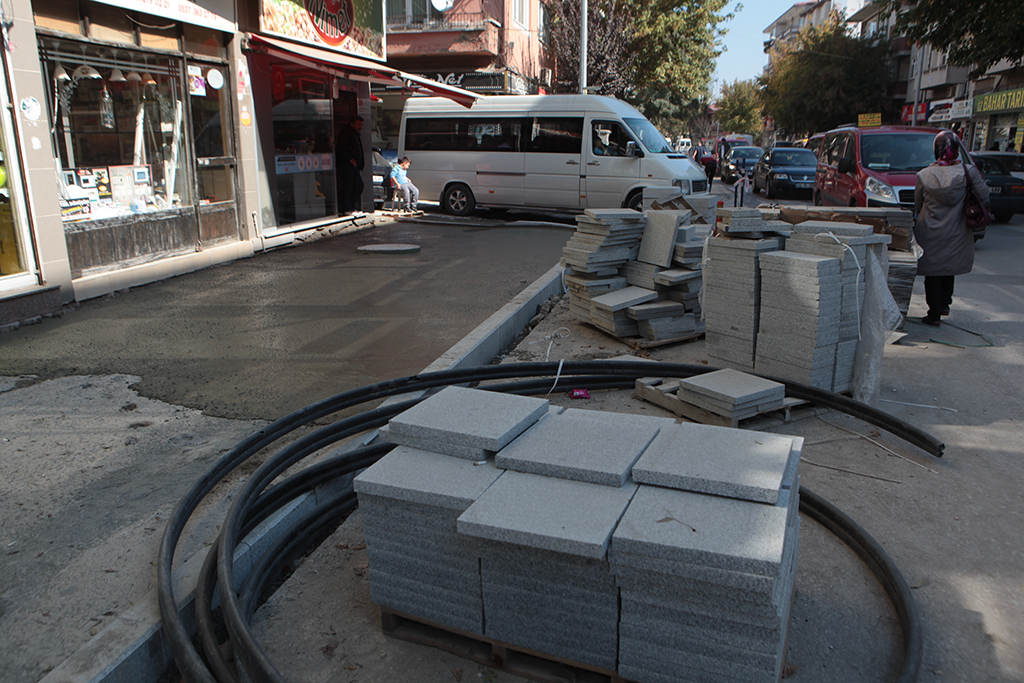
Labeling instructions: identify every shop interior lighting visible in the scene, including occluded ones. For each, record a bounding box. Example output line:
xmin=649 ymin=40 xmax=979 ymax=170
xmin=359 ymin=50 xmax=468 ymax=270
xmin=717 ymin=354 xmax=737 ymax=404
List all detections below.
xmin=54 ymin=63 xmax=71 ymax=81
xmin=109 ymin=52 xmax=126 ymax=82
xmin=72 ymin=64 xmax=102 ymax=80
xmin=142 ymin=71 xmax=156 ymax=85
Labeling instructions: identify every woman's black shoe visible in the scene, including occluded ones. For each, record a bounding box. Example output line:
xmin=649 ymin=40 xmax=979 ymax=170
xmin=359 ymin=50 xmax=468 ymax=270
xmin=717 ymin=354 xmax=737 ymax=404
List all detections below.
xmin=921 ymin=315 xmax=941 ymax=327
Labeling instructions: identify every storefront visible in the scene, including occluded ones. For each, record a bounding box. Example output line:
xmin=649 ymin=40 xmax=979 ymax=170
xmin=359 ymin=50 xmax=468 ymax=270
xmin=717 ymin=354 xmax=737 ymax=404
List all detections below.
xmin=32 ymin=0 xmax=239 ymax=278
xmin=0 ymin=50 xmax=35 ymax=293
xmin=974 ymin=86 xmax=1024 ymax=152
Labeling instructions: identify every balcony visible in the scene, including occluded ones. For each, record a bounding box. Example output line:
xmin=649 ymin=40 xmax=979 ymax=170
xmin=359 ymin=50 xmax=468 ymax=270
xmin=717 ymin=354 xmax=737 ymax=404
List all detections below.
xmin=890 ymin=36 xmax=912 ymax=56
xmin=387 ymin=12 xmax=498 ymax=33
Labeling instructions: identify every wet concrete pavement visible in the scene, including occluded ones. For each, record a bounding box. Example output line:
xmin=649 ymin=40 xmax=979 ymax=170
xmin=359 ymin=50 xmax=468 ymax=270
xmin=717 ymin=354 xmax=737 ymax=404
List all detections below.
xmin=0 ymin=217 xmax=574 ymax=421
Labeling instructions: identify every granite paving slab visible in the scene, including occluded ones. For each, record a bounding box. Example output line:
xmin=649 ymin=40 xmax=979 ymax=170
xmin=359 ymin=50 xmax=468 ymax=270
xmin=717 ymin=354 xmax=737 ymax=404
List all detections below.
xmin=457 ymin=470 xmax=638 ymax=558
xmin=377 ymin=424 xmax=491 ymax=460
xmin=677 ymin=369 xmax=784 ymax=405
xmin=639 ymin=211 xmax=684 ymax=267
xmin=384 ymin=386 xmax=548 ymax=451
xmin=631 ymin=424 xmax=796 ymax=503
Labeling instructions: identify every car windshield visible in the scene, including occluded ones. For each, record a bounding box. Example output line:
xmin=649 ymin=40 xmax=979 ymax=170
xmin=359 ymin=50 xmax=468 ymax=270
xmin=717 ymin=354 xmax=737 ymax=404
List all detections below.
xmin=772 ymin=149 xmax=818 ymax=166
xmin=731 ymin=148 xmax=763 ymax=160
xmin=623 ymin=117 xmax=674 ymax=153
xmin=860 ymin=133 xmax=950 ymax=172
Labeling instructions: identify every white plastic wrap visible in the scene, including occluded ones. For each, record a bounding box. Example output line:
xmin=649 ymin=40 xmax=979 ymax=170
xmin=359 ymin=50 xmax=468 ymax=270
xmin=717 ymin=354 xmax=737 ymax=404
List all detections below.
xmin=852 ymin=249 xmax=904 ymax=405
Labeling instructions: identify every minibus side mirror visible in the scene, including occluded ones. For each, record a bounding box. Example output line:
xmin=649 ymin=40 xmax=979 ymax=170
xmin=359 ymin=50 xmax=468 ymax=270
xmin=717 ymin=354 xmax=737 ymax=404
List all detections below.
xmin=626 ymin=141 xmax=644 ymax=158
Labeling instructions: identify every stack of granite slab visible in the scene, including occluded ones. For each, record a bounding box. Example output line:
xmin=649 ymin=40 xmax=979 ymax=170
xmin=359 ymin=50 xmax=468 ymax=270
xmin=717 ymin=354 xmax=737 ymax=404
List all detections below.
xmin=590 ymin=286 xmax=659 ymax=337
xmin=673 ymin=239 xmax=704 ymax=270
xmin=560 ymin=209 xmax=645 ymax=275
xmin=784 ymin=221 xmax=891 ymax=392
xmin=755 ymin=251 xmax=842 ymax=389
xmin=356 ymin=387 xmax=550 ymax=634
xmin=681 ymin=193 xmax=718 ymax=225
xmin=612 ymin=422 xmax=802 ymax=683
xmin=702 ymin=236 xmax=785 ymax=371
xmin=564 ymin=271 xmax=628 ymax=322
xmin=459 ymin=408 xmax=666 ymax=670
xmin=676 ymin=368 xmax=785 ymax=422
xmin=716 ymin=206 xmax=766 ymax=236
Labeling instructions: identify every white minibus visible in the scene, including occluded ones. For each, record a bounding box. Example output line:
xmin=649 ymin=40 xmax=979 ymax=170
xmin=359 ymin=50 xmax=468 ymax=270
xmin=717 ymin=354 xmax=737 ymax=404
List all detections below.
xmin=399 ymin=95 xmax=709 ymax=215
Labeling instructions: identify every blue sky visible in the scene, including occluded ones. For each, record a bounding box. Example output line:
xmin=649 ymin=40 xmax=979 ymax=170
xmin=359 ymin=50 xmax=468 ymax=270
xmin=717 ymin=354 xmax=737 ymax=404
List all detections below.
xmin=712 ymin=1 xmax=865 ymax=99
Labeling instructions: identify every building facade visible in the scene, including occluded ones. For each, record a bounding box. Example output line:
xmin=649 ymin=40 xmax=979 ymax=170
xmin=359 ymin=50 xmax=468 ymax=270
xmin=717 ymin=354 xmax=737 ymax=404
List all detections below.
xmin=0 ymin=0 xmax=472 ymax=325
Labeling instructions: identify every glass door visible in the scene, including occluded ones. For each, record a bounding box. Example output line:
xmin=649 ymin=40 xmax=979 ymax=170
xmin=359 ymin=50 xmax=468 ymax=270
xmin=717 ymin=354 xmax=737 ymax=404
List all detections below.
xmin=188 ymin=59 xmax=239 ymax=244
xmin=0 ymin=59 xmax=35 ymax=289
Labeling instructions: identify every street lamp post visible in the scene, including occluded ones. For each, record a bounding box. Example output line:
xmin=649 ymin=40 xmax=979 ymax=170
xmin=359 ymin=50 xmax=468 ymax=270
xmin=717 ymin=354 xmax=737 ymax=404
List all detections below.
xmin=579 ymin=0 xmax=587 ymax=94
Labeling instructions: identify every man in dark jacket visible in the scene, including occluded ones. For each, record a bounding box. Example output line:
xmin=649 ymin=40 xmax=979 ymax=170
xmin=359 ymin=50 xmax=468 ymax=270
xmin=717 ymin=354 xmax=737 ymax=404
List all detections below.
xmin=336 ymin=116 xmax=365 ymax=213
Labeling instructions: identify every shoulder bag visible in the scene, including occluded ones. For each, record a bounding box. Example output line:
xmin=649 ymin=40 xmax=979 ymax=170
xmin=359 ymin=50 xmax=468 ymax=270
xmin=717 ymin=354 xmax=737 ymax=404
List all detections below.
xmin=963 ymin=164 xmax=992 ymax=232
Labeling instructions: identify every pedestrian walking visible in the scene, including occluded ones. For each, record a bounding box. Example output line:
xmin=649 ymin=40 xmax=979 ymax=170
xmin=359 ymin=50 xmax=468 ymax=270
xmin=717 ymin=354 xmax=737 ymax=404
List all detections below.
xmin=914 ymin=130 xmax=989 ymax=326
xmin=390 ymin=157 xmax=420 ymax=212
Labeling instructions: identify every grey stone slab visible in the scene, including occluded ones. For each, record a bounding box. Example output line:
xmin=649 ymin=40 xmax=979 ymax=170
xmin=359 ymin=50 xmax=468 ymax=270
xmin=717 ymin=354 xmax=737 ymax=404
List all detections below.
xmin=677 ymin=369 xmax=784 ymax=405
xmin=369 ymin=568 xmax=482 ymax=611
xmin=583 ymin=208 xmax=645 ymax=221
xmin=620 ymin=620 xmax=782 ymax=671
xmin=611 ymin=485 xmax=789 ymax=575
xmin=590 ymin=286 xmax=659 ymax=312
xmin=755 ymin=337 xmax=838 ymax=366
xmin=481 ymin=571 xmax=617 ymax=607
xmin=631 ymin=424 xmax=796 ymax=504
xmin=707 ymin=236 xmax=785 ymax=251
xmin=791 ymin=220 xmax=873 ymax=237
xmin=484 ymin=621 xmax=617 ymax=671
xmin=619 ymin=636 xmax=780 ymax=683
xmin=385 ymin=386 xmax=549 ymax=451
xmin=482 ymin=582 xmax=618 ymax=622
xmin=369 ymin=583 xmax=483 ymax=634
xmin=367 ymin=545 xmax=478 ymax=583
xmin=619 ymin=610 xmax=782 ymax=657
xmin=654 ymin=267 xmax=703 ymax=285
xmin=494 ymin=412 xmax=661 ymax=487
xmin=627 ymin=300 xmax=689 ymax=320
xmin=609 ymin=549 xmax=778 ymax=594
xmin=758 ymin=251 xmax=840 ymax=275
xmin=639 ymin=211 xmax=685 ymax=267
xmin=354 ymin=444 xmax=505 ymax=509
xmin=361 ymin=526 xmax=480 ymax=567
xmin=377 ymin=424 xmax=491 ymax=460
xmin=358 ymin=492 xmax=457 ymax=520
xmin=477 ymin=536 xmax=619 ymax=582
xmin=457 ymin=470 xmax=638 ymax=558
xmin=759 ymin=271 xmax=843 ymax=290
xmin=368 ymin=555 xmax=480 ymax=595
xmin=617 ymin=662 xmax=736 ymax=683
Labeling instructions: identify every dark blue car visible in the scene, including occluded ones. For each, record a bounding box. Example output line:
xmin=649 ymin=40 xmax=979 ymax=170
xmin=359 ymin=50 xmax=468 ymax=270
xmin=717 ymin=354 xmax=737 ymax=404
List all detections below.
xmin=973 ymin=154 xmax=1024 ymax=224
xmin=751 ymin=147 xmax=819 ymax=199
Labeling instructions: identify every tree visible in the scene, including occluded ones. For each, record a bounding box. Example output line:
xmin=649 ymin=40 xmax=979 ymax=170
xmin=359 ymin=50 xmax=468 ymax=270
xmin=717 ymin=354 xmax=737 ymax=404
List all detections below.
xmin=715 ymin=79 xmax=762 ymax=138
xmin=548 ymin=0 xmax=735 ymax=110
xmin=548 ymin=0 xmax=639 ymax=98
xmin=759 ymin=12 xmax=893 ymax=136
xmin=875 ymin=0 xmax=1024 ymax=78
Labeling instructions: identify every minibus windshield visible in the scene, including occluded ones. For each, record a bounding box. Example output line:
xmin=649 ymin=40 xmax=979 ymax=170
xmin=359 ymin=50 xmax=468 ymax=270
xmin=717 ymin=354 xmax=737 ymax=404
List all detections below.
xmin=623 ymin=118 xmax=674 ymax=153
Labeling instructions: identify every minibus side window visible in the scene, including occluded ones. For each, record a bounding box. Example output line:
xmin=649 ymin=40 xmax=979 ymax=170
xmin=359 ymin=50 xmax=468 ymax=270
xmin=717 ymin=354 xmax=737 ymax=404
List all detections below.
xmin=529 ymin=117 xmax=583 ymax=154
xmin=591 ymin=120 xmax=634 ymax=157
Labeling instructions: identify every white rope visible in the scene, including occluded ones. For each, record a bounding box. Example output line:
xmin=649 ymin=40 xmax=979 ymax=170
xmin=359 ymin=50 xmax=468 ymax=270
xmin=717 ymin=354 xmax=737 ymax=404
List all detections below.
xmin=813 ymin=231 xmax=863 ymax=341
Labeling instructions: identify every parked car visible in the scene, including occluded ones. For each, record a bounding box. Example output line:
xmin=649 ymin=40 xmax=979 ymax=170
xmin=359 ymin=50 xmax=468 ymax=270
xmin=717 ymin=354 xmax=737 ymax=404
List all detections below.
xmin=751 ymin=147 xmax=819 ymax=198
xmin=371 ymin=149 xmax=392 ymax=209
xmin=720 ymin=146 xmax=763 ymax=183
xmin=813 ymin=126 xmax=965 ymax=210
xmin=972 ymin=154 xmax=1024 ymax=223
xmin=805 ymin=133 xmax=826 ymax=156
xmin=973 ymin=151 xmax=1024 ymax=180
xmin=772 ymin=141 xmax=796 ymax=148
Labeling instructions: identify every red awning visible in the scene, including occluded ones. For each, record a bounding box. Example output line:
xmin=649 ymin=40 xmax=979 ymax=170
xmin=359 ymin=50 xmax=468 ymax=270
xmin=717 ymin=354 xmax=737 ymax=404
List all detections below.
xmin=246 ymin=34 xmax=480 ymax=108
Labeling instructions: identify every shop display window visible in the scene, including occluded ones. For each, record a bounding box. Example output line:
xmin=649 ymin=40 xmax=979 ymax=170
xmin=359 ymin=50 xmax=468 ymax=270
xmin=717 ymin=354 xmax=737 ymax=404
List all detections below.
xmin=43 ymin=40 xmax=192 ymax=222
xmin=0 ymin=124 xmax=27 ymax=277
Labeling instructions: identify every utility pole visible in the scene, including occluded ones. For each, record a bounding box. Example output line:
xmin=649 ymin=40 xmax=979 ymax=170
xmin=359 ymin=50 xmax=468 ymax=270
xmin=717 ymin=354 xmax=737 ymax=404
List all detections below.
xmin=912 ymin=43 xmax=924 ymax=125
xmin=579 ymin=0 xmax=587 ymax=93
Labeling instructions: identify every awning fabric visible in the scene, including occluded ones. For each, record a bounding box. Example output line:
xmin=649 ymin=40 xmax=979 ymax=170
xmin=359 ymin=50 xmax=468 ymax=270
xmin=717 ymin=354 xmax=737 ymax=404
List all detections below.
xmin=246 ymin=34 xmax=480 ymax=108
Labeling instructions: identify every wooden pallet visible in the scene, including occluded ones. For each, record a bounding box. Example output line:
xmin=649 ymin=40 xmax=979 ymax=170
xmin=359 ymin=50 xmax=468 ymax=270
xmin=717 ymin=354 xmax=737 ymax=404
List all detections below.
xmin=633 ymin=376 xmax=803 ymax=427
xmin=380 ymin=608 xmax=630 ymax=683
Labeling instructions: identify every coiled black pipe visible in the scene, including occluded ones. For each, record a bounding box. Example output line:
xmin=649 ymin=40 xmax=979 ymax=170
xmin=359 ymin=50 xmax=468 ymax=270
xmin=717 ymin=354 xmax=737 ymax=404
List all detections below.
xmin=160 ymin=361 xmax=937 ymax=683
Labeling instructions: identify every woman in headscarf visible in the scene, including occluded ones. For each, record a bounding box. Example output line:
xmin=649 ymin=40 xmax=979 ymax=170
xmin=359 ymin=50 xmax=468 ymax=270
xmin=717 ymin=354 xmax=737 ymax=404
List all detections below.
xmin=913 ymin=130 xmax=989 ymax=326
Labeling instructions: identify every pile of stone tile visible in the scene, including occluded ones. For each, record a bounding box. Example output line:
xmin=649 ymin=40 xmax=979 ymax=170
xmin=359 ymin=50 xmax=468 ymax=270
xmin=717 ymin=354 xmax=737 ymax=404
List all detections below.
xmin=356 ymin=386 xmax=802 ymax=683
xmin=560 ymin=209 xmax=646 ymax=275
xmin=676 ymin=368 xmax=786 ymax=422
xmin=614 ymin=421 xmax=800 ymax=683
xmin=755 ymin=251 xmax=842 ymax=389
xmin=701 ymin=235 xmax=785 ymax=371
xmin=782 ymin=221 xmax=891 ymax=391
xmin=563 ymin=206 xmax=709 ymax=342
xmin=716 ymin=206 xmax=766 ymax=236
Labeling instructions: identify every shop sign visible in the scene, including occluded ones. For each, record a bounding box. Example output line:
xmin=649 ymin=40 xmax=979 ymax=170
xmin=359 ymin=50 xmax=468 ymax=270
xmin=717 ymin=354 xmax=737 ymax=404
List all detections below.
xmin=261 ymin=0 xmax=385 ymax=61
xmin=974 ymin=87 xmax=1024 ymax=116
xmin=950 ymin=99 xmax=973 ymax=119
xmin=90 ymin=0 xmax=234 ymax=32
xmin=858 ymin=113 xmax=881 ymax=127
xmin=928 ymin=98 xmax=954 ymax=123
xmin=901 ymin=102 xmax=929 ymax=124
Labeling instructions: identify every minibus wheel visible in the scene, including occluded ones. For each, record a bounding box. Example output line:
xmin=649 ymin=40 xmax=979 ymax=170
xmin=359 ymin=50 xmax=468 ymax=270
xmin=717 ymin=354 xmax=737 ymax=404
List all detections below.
xmin=625 ymin=190 xmax=643 ymax=212
xmin=443 ymin=184 xmax=476 ymax=216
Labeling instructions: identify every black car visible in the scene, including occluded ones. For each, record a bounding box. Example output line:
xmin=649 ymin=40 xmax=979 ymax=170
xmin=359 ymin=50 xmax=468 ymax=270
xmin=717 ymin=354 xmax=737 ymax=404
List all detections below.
xmin=972 ymin=154 xmax=1024 ymax=224
xmin=720 ymin=146 xmax=763 ymax=183
xmin=751 ymin=147 xmax=819 ymax=199
xmin=371 ymin=149 xmax=393 ymax=209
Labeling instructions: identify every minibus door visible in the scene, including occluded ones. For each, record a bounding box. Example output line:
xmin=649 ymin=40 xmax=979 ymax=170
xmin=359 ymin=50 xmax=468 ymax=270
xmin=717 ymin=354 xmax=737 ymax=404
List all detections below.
xmin=583 ymin=120 xmax=642 ymax=208
xmin=523 ymin=117 xmax=583 ymax=208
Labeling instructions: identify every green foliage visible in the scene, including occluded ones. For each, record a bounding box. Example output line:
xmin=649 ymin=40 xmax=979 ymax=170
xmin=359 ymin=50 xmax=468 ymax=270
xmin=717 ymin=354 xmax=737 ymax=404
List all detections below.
xmin=875 ymin=0 xmax=1024 ymax=78
xmin=760 ymin=12 xmax=892 ymax=136
xmin=715 ymin=79 xmax=762 ymax=137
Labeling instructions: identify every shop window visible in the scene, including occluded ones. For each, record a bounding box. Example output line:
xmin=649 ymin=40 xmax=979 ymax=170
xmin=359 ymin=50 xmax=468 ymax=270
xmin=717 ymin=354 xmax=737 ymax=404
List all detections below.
xmin=0 ymin=124 xmax=28 ymax=277
xmin=33 ymin=0 xmax=83 ymax=35
xmin=184 ymin=25 xmax=227 ymax=60
xmin=44 ymin=39 xmax=191 ymax=222
xmin=86 ymin=2 xmax=134 ymax=45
